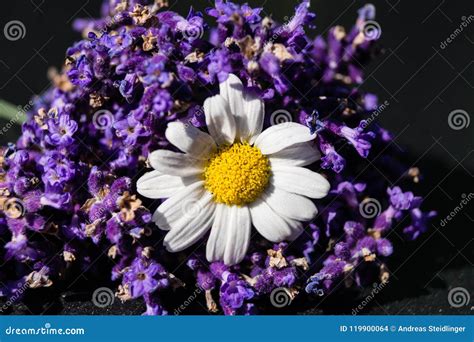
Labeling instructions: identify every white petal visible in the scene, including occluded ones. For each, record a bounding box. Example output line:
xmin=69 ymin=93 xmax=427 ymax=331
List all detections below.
xmin=249 ymin=198 xmax=302 ymax=242
xmin=148 ymin=150 xmax=203 ymax=177
xmin=286 ymin=218 xmax=304 ymax=240
xmin=169 ymin=191 xmax=214 ymax=231
xmin=224 ymin=206 xmax=251 ymax=265
xmin=268 ymin=142 xmax=321 ymax=167
xmin=136 ymin=170 xmax=192 ymax=199
xmin=242 ymin=91 xmax=264 ymax=143
xmin=206 ymin=204 xmax=228 ymax=262
xmin=271 ymin=165 xmax=330 ymax=199
xmin=206 ymin=205 xmax=251 ymax=265
xmin=254 ymin=122 xmax=316 ymax=155
xmin=163 ymin=195 xmax=215 ymax=252
xmin=263 ymin=185 xmax=318 ymax=221
xmin=152 ymin=181 xmax=204 ymax=230
xmin=165 ymin=121 xmax=216 ymax=159
xmin=203 ymin=94 xmax=236 ymax=145
xmin=219 ymin=73 xmax=245 ymax=125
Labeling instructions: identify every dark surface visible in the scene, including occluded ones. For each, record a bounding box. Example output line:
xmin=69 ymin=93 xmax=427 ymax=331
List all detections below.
xmin=5 ymin=265 xmax=474 ymax=315
xmin=0 ymin=0 xmax=473 ymax=315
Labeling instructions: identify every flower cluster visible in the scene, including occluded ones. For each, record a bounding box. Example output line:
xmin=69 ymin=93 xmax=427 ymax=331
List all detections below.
xmin=0 ymin=0 xmax=435 ymax=314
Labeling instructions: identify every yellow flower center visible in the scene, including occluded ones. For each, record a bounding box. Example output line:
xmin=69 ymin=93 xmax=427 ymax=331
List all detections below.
xmin=204 ymin=143 xmax=271 ymax=206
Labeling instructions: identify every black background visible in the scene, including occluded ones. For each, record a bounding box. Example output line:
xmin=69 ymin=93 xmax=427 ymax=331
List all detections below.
xmin=0 ymin=0 xmax=472 ymax=315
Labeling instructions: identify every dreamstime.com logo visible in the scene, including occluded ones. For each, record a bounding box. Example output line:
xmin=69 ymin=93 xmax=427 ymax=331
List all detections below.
xmin=92 ymin=287 xmax=115 ymax=308
xmin=361 ymin=100 xmax=390 ymax=129
xmin=269 ymin=287 xmax=293 ymax=308
xmin=4 ymin=323 xmax=85 ymax=336
xmin=3 ymin=20 xmax=26 ymax=41
xmin=181 ymin=198 xmax=205 ymax=219
xmin=174 ymin=277 xmax=215 ymax=315
xmin=0 ymin=100 xmax=32 ymax=136
xmin=447 ymin=287 xmax=471 ymax=308
xmin=360 ymin=20 xmax=382 ymax=41
xmin=267 ymin=14 xmax=296 ymax=44
xmin=179 ymin=22 xmax=204 ymax=41
xmin=352 ymin=281 xmax=389 ymax=315
xmin=269 ymin=109 xmax=292 ymax=126
xmin=359 ymin=198 xmax=382 ymax=219
xmin=440 ymin=193 xmax=473 ymax=227
xmin=0 ymin=197 xmax=26 ymax=219
xmin=92 ymin=109 xmax=114 ymax=130
xmin=0 ymin=281 xmax=29 ymax=313
xmin=440 ymin=15 xmax=474 ymax=49
xmin=448 ymin=109 xmax=470 ymax=130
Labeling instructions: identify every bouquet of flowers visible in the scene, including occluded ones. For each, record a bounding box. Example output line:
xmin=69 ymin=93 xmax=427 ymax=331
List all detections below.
xmin=0 ymin=0 xmax=435 ymax=315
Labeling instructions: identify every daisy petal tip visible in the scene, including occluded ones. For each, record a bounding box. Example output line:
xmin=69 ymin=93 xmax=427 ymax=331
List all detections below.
xmin=163 ymin=234 xmax=184 ymax=253
xmin=152 ymin=216 xmax=166 ymax=231
xmin=205 ymin=252 xmax=213 ymax=263
xmin=222 ymin=73 xmax=243 ymax=86
xmin=319 ymin=177 xmax=331 ymax=197
xmin=165 ymin=120 xmax=180 ymax=130
xmin=136 ymin=175 xmax=154 ymax=198
xmin=223 ymin=253 xmax=244 ymax=266
xmin=206 ymin=253 xmax=222 ymax=264
xmin=135 ymin=186 xmax=146 ymax=198
xmin=307 ymin=206 xmax=318 ymax=221
xmin=163 ymin=240 xmax=175 ymax=253
xmin=205 ymin=244 xmax=218 ymax=262
xmin=203 ymin=94 xmax=236 ymax=145
xmin=288 ymin=228 xmax=304 ymax=241
xmin=164 ymin=121 xmax=181 ymax=139
xmin=135 ymin=174 xmax=146 ymax=189
xmin=152 ymin=207 xmax=172 ymax=231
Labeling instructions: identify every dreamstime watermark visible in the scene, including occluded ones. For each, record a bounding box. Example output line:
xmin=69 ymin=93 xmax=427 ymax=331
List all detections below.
xmin=267 ymin=14 xmax=296 ymax=44
xmin=360 ymin=20 xmax=382 ymax=41
xmin=447 ymin=287 xmax=471 ymax=308
xmin=179 ymin=20 xmax=204 ymax=41
xmin=0 ymin=197 xmax=26 ymax=219
xmin=448 ymin=109 xmax=470 ymax=130
xmin=361 ymin=100 xmax=390 ymax=128
xmin=439 ymin=193 xmax=473 ymax=227
xmin=352 ymin=280 xmax=389 ymax=315
xmin=174 ymin=278 xmax=214 ymax=315
xmin=0 ymin=101 xmax=32 ymax=136
xmin=3 ymin=20 xmax=26 ymax=41
xmin=96 ymin=16 xmax=119 ymax=37
xmin=269 ymin=287 xmax=293 ymax=308
xmin=440 ymin=15 xmax=474 ymax=49
xmin=269 ymin=109 xmax=292 ymax=126
xmin=92 ymin=109 xmax=114 ymax=130
xmin=0 ymin=281 xmax=29 ymax=313
xmin=180 ymin=197 xmax=205 ymax=219
xmin=91 ymin=287 xmax=115 ymax=308
xmin=359 ymin=198 xmax=382 ymax=219
xmin=183 ymin=105 xmax=204 ymax=129
xmin=4 ymin=323 xmax=85 ymax=336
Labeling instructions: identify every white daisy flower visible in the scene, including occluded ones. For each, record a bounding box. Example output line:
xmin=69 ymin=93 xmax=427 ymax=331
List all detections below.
xmin=137 ymin=74 xmax=330 ymax=265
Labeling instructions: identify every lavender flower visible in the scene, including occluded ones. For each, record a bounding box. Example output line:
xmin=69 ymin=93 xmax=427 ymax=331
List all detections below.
xmin=123 ymin=258 xmax=168 ymax=298
xmin=45 ymin=114 xmax=78 ymax=147
xmin=0 ymin=0 xmax=436 ymax=315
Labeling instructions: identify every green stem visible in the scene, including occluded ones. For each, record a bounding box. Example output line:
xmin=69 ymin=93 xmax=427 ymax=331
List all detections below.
xmin=0 ymin=99 xmax=24 ymax=125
